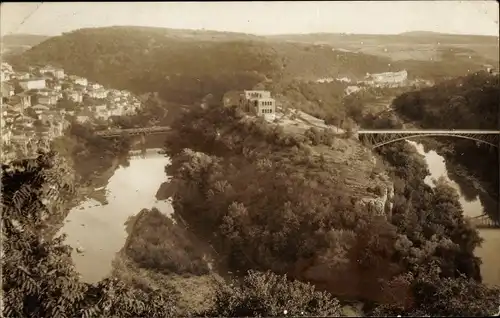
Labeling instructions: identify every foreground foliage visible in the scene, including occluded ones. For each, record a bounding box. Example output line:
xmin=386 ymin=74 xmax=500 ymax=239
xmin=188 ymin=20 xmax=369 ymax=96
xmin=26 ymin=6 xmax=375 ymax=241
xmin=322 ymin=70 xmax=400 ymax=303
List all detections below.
xmin=1 ymin=153 xmax=178 ymax=318
xmin=205 ymin=270 xmax=342 ymax=317
xmin=164 ymin=104 xmax=500 ymax=316
xmin=2 ymin=151 xmax=346 ymax=317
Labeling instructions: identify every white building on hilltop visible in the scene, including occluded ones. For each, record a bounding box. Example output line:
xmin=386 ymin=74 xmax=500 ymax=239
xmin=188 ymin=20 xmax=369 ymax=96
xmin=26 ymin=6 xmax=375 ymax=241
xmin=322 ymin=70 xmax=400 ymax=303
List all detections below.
xmin=239 ymin=90 xmax=276 ymax=120
xmin=364 ymin=70 xmax=408 ymax=87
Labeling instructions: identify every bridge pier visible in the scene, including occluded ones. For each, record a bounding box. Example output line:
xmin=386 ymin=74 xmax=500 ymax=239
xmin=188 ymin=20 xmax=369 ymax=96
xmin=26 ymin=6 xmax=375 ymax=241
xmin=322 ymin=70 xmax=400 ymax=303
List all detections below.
xmin=140 ymin=133 xmax=146 ymax=147
xmin=140 ymin=133 xmax=147 ymax=155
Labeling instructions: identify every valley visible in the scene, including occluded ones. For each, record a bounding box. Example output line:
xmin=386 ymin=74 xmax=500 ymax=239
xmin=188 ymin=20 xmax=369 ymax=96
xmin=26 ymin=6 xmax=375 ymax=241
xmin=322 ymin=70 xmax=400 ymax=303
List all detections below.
xmin=2 ymin=24 xmax=499 ymax=317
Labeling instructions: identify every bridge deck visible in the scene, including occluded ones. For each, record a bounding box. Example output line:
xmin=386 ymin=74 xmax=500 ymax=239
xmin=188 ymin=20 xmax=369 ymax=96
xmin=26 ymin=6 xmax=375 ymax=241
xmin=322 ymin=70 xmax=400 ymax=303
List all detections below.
xmin=358 ymin=130 xmax=500 ymax=134
xmin=95 ymin=126 xmax=171 ymax=137
xmin=468 ymin=214 xmax=500 ymax=229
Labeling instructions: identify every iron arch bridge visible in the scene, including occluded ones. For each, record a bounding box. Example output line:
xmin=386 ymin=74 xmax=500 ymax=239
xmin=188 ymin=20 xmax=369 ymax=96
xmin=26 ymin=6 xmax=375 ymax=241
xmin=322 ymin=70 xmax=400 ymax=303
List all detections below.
xmin=357 ymin=130 xmax=499 ymax=149
xmin=95 ymin=126 xmax=172 ymax=138
xmin=467 ymin=214 xmax=500 ymax=229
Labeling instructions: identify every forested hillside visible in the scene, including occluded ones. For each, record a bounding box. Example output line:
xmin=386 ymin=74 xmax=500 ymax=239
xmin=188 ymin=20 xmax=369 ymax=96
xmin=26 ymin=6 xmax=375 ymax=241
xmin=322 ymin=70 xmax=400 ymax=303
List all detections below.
xmin=1 ymin=153 xmax=346 ymax=317
xmin=392 ymin=71 xmax=499 ymax=220
xmin=4 ymin=26 xmax=500 ymax=316
xmin=8 ymin=26 xmax=447 ymax=108
xmin=161 ymin=103 xmax=500 ymax=316
xmin=394 ymin=71 xmax=499 ymax=130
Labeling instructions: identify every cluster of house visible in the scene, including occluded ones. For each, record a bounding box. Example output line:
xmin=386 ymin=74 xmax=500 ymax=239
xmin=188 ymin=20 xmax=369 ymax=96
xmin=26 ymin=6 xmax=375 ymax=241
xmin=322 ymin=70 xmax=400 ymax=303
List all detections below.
xmin=363 ymin=70 xmax=409 ymax=87
xmin=1 ymin=62 xmax=143 ymax=157
xmin=315 ymin=70 xmax=410 ymax=96
xmin=223 ymin=90 xmax=277 ymax=120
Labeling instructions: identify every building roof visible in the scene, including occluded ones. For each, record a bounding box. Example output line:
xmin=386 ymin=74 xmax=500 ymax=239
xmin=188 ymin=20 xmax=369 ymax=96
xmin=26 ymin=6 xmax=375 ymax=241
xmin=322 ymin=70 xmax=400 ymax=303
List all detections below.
xmin=367 ymin=70 xmax=408 ymax=78
xmin=31 ymin=104 xmax=50 ymax=111
xmin=2 ymin=81 xmax=14 ymax=89
xmin=244 ymin=90 xmax=271 ymax=93
xmin=41 ymin=65 xmax=63 ymax=71
xmin=18 ymin=77 xmax=45 ymax=82
xmin=16 ymin=91 xmax=31 ymax=97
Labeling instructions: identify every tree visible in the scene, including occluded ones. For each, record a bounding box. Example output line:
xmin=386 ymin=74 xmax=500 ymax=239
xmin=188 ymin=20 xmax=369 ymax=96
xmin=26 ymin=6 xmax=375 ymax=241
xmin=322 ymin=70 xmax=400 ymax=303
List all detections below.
xmin=369 ymin=263 xmax=500 ymax=317
xmin=204 ymin=270 xmax=342 ymax=317
xmin=56 ymin=97 xmax=78 ymax=111
xmin=1 ymin=152 xmax=179 ymax=318
xmin=2 ymin=152 xmax=85 ymax=317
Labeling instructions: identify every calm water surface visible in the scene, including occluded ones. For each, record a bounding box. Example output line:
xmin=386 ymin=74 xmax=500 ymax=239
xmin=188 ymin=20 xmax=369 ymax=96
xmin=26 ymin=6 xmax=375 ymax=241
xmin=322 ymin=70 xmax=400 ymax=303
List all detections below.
xmin=409 ymin=141 xmax=500 ymax=287
xmin=60 ymin=149 xmax=173 ymax=283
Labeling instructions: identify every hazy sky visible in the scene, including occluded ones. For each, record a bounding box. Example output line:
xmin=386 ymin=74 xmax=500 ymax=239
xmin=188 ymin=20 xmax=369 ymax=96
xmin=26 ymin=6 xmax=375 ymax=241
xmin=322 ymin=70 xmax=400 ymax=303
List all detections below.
xmin=1 ymin=1 xmax=499 ymax=37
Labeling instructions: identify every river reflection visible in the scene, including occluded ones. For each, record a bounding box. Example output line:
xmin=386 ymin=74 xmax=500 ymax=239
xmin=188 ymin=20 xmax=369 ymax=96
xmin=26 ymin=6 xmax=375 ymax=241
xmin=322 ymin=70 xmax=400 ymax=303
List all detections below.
xmin=60 ymin=143 xmax=499 ymax=287
xmin=408 ymin=141 xmax=500 ymax=287
xmin=59 ymin=149 xmax=173 ymax=283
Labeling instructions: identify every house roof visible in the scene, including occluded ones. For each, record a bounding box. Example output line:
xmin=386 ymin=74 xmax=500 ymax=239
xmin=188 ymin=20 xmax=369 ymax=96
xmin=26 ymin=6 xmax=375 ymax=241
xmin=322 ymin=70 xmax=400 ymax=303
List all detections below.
xmin=6 ymin=101 xmax=23 ymax=108
xmin=76 ymin=109 xmax=93 ymax=117
xmin=2 ymin=81 xmax=14 ymax=89
xmin=15 ymin=91 xmax=30 ymax=97
xmin=19 ymin=77 xmax=45 ymax=82
xmin=31 ymin=104 xmax=50 ymax=111
xmin=41 ymin=65 xmax=63 ymax=71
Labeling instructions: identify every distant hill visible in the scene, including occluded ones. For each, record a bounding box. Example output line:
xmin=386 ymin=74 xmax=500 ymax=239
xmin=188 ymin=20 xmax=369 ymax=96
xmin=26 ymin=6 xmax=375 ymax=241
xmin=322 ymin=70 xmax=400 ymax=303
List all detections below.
xmin=8 ymin=26 xmax=498 ymax=106
xmin=1 ymin=34 xmax=51 ymax=46
xmin=266 ymin=32 xmax=499 ymax=65
xmin=1 ymin=34 xmax=51 ymax=57
xmin=8 ymin=26 xmax=398 ymax=104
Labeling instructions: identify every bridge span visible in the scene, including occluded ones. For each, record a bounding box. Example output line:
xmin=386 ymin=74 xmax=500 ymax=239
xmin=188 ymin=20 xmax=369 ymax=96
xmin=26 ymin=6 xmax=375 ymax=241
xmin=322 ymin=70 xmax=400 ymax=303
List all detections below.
xmin=467 ymin=214 xmax=500 ymax=229
xmin=95 ymin=126 xmax=172 ymax=137
xmin=95 ymin=126 xmax=499 ymax=149
xmin=357 ymin=129 xmax=499 ymax=148
xmin=358 ymin=130 xmax=500 ymax=134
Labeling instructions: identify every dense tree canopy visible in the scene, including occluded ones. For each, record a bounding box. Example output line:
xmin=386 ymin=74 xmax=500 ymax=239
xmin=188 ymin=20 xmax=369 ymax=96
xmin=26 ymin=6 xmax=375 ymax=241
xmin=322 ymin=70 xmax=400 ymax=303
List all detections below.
xmin=2 ymin=151 xmax=351 ymax=317
xmin=1 ymin=152 xmax=179 ymax=318
xmin=205 ymin=270 xmax=342 ymax=317
xmin=4 ymin=27 xmax=499 ymax=317
xmin=393 ymin=71 xmax=499 ymax=130
xmin=51 ymin=122 xmax=132 ymax=186
xmin=163 ymin=103 xmax=500 ymax=315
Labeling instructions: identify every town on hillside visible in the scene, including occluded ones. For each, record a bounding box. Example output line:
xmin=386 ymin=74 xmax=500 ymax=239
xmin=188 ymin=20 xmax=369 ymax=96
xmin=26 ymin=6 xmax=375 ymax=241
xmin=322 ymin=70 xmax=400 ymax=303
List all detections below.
xmin=1 ymin=62 xmax=144 ymax=162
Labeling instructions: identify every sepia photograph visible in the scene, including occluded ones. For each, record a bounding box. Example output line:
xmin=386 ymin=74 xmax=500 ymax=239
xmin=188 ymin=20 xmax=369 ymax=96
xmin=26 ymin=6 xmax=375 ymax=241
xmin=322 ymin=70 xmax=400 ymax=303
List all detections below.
xmin=1 ymin=1 xmax=499 ymax=317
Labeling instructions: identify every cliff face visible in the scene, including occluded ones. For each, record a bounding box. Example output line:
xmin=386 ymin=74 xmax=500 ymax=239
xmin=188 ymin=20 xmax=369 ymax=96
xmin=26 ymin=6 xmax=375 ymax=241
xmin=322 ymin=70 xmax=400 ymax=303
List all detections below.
xmin=311 ymin=138 xmax=395 ymax=219
xmin=357 ymin=174 xmax=395 ymax=219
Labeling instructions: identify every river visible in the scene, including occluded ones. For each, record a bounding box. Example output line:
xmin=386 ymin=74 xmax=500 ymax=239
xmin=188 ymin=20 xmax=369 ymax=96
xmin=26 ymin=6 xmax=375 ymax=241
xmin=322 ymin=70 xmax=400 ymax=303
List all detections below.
xmin=60 ymin=143 xmax=499 ymax=287
xmin=408 ymin=141 xmax=500 ymax=287
xmin=59 ymin=148 xmax=173 ymax=283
